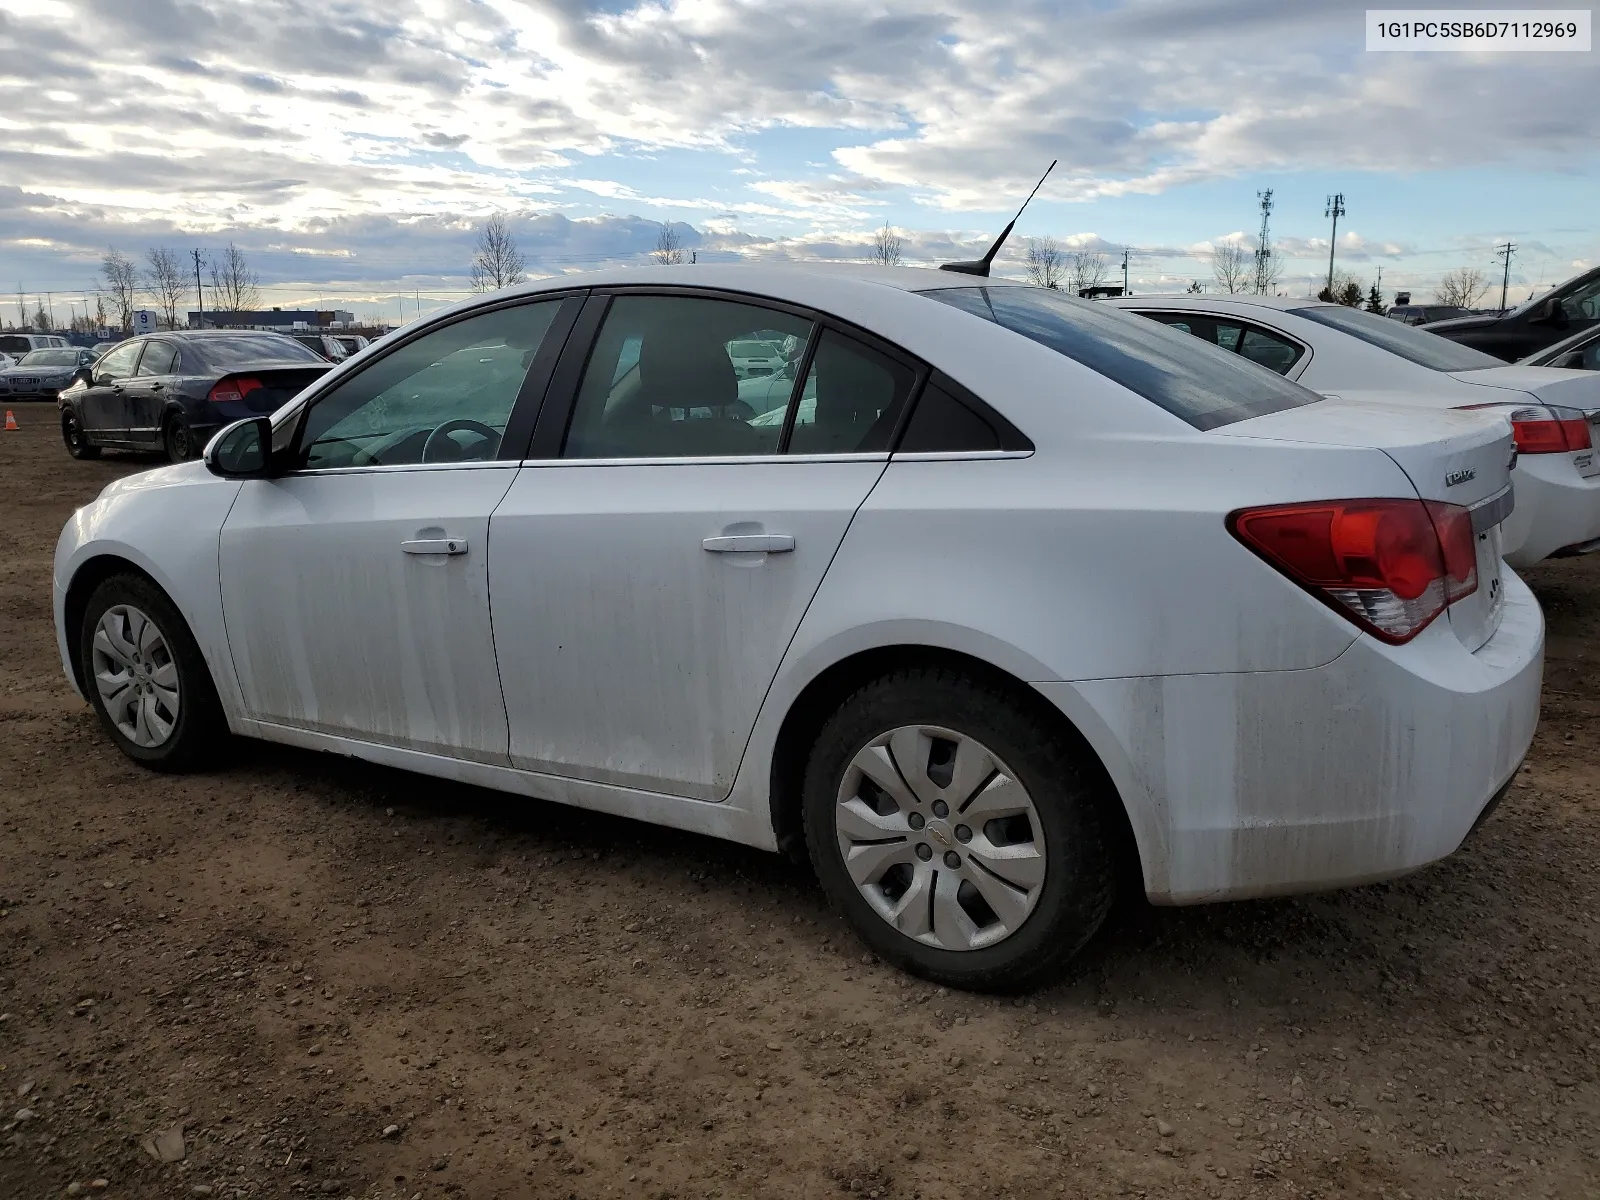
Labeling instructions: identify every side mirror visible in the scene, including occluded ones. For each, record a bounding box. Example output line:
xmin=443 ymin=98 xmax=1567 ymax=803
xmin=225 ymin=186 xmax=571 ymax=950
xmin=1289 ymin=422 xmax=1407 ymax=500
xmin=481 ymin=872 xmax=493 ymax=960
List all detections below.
xmin=204 ymin=416 xmax=272 ymax=478
xmin=1529 ymin=297 xmax=1566 ymax=326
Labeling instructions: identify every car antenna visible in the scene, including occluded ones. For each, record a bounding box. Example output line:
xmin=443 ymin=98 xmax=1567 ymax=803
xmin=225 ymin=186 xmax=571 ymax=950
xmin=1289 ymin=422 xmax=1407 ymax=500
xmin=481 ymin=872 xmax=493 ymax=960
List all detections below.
xmin=939 ymin=160 xmax=1057 ymax=277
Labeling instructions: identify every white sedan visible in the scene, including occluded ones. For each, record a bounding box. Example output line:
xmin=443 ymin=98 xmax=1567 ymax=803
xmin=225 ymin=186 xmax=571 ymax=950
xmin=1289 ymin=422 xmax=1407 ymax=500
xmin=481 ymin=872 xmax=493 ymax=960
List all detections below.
xmin=54 ymin=265 xmax=1540 ymax=991
xmin=1107 ymin=294 xmax=1600 ymax=567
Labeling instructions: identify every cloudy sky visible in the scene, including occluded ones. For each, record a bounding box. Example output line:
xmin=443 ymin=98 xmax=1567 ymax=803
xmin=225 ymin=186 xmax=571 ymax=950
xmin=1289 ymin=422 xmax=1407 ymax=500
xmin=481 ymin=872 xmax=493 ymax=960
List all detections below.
xmin=1 ymin=0 xmax=1596 ymax=325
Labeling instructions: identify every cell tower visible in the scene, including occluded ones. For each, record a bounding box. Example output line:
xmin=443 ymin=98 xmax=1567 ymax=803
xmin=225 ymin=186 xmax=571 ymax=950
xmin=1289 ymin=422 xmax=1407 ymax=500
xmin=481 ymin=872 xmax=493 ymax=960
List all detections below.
xmin=1252 ymin=189 xmax=1274 ymax=295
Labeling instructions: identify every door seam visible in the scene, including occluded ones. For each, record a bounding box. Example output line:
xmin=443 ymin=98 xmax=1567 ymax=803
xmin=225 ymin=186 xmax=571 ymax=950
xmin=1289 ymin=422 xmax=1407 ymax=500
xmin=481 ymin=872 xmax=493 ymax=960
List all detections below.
xmin=719 ymin=457 xmax=894 ymax=801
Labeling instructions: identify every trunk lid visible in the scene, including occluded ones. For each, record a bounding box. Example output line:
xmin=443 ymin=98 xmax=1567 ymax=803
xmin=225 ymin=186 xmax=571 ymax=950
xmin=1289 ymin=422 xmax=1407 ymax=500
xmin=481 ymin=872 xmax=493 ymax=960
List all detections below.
xmin=217 ymin=365 xmax=331 ymax=413
xmin=1449 ymin=363 xmax=1600 ymax=414
xmin=1220 ymin=399 xmax=1515 ymax=651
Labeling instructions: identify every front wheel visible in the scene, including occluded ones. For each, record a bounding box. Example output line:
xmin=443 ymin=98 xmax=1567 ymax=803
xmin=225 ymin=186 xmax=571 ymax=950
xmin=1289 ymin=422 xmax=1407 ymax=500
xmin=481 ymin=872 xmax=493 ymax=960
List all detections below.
xmin=62 ymin=411 xmax=101 ymax=459
xmin=803 ymin=668 xmax=1118 ymax=991
xmin=78 ymin=573 xmax=226 ymax=771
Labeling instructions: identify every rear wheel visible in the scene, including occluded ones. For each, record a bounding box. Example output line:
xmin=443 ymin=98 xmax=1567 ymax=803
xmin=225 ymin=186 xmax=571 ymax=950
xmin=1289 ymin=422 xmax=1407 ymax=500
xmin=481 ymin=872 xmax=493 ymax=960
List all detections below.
xmin=803 ymin=668 xmax=1117 ymax=991
xmin=62 ymin=411 xmax=100 ymax=459
xmin=78 ymin=574 xmax=226 ymax=771
xmin=163 ymin=413 xmax=195 ymax=463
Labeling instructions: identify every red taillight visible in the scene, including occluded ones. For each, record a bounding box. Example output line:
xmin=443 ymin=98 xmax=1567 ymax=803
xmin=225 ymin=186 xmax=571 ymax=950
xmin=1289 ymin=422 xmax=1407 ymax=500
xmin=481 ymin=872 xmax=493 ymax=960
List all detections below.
xmin=1230 ymin=498 xmax=1478 ymax=644
xmin=207 ymin=376 xmax=263 ymax=404
xmin=1459 ymin=403 xmax=1592 ymax=454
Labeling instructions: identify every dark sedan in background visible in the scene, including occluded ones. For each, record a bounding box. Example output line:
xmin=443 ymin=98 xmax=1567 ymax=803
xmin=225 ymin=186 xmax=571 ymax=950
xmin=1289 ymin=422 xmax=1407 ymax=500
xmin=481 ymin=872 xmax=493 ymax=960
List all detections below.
xmin=58 ymin=331 xmax=332 ymax=463
xmin=1423 ymin=265 xmax=1600 ymax=360
xmin=0 ymin=347 xmax=96 ymax=400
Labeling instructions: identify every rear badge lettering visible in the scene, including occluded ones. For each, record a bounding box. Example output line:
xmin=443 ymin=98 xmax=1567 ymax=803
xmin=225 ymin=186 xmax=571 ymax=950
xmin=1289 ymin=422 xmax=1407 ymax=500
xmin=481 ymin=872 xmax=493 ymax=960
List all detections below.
xmin=1445 ymin=467 xmax=1477 ymax=488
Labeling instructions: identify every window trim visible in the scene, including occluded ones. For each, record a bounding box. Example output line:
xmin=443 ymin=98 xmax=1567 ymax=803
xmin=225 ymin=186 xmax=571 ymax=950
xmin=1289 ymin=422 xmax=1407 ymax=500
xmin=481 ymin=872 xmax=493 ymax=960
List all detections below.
xmin=280 ymin=290 xmax=587 ymax=474
xmin=1128 ymin=308 xmax=1311 ymax=378
xmin=528 ymin=284 xmax=936 ymax=463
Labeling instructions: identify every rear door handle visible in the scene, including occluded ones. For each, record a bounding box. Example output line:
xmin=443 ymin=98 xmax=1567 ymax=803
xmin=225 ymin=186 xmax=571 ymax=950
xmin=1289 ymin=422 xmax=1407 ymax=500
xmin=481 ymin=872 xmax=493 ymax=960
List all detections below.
xmin=401 ymin=537 xmax=468 ymax=556
xmin=702 ymin=534 xmax=794 ymax=554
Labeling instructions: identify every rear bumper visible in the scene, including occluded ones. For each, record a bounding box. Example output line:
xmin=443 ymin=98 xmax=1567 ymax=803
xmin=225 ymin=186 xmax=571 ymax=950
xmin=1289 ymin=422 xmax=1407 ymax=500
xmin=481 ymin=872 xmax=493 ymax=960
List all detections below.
xmin=1042 ymin=570 xmax=1543 ymax=905
xmin=1501 ymin=454 xmax=1600 ymax=567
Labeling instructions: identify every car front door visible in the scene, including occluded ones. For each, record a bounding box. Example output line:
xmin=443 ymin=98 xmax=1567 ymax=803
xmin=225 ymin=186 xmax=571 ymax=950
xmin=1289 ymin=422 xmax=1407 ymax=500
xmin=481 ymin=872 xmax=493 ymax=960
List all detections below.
xmin=125 ymin=339 xmax=180 ymax=444
xmin=79 ymin=340 xmax=144 ymax=437
xmin=489 ymin=291 xmax=921 ymax=800
xmin=218 ymin=296 xmax=575 ymax=760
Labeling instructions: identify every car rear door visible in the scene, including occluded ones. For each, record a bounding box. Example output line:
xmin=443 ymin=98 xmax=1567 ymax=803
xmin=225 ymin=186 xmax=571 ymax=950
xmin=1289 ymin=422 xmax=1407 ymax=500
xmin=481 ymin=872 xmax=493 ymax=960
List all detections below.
xmin=488 ymin=289 xmax=922 ymax=800
xmin=218 ymin=295 xmax=577 ymax=760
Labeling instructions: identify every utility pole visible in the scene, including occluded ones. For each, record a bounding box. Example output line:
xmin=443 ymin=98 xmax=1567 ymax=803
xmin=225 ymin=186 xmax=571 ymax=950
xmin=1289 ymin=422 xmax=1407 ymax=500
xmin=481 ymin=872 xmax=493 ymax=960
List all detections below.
xmin=191 ymin=249 xmax=206 ymax=329
xmin=1495 ymin=241 xmax=1516 ymax=313
xmin=1324 ymin=193 xmax=1345 ymax=294
xmin=1122 ymin=247 xmax=1130 ymax=296
xmin=45 ymin=291 xmax=54 ymax=330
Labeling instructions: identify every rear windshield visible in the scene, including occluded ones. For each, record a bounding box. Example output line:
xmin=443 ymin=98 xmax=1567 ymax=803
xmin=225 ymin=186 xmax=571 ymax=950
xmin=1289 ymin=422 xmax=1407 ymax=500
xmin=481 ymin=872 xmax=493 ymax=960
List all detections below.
xmin=193 ymin=335 xmax=326 ymax=368
xmin=924 ymin=286 xmax=1319 ymax=430
xmin=0 ymin=336 xmax=33 ymax=355
xmin=1291 ymin=304 xmax=1502 ymax=371
xmin=18 ymin=349 xmax=79 ymax=366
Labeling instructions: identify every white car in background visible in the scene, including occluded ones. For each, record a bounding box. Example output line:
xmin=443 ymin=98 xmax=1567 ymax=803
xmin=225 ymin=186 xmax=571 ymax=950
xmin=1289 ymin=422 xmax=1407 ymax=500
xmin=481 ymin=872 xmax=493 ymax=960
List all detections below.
xmin=54 ymin=266 xmax=1539 ymax=991
xmin=1108 ymin=295 xmax=1600 ymax=566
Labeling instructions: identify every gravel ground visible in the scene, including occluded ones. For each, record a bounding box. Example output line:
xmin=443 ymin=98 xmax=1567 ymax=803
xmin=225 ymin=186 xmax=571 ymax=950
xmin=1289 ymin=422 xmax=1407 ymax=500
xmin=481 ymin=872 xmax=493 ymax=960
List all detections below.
xmin=2 ymin=410 xmax=1598 ymax=1200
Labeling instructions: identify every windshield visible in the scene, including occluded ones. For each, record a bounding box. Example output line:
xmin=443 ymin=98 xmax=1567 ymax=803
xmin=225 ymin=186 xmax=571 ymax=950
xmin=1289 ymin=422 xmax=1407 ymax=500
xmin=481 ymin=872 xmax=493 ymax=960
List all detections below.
xmin=1292 ymin=304 xmax=1503 ymax=371
xmin=924 ymin=286 xmax=1319 ymax=430
xmin=193 ymin=335 xmax=326 ymax=368
xmin=19 ymin=349 xmax=80 ymax=367
xmin=1509 ymin=266 xmax=1600 ymax=317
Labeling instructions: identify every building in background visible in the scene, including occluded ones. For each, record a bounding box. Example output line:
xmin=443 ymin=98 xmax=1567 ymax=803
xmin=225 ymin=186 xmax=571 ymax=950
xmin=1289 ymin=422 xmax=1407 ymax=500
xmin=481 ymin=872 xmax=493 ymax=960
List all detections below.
xmin=188 ymin=307 xmax=356 ymax=331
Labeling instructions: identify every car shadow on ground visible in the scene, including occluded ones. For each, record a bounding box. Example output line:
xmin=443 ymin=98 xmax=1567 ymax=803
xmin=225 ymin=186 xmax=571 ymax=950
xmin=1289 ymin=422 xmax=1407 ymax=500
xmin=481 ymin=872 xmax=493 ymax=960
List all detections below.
xmin=213 ymin=731 xmax=1559 ymax=1021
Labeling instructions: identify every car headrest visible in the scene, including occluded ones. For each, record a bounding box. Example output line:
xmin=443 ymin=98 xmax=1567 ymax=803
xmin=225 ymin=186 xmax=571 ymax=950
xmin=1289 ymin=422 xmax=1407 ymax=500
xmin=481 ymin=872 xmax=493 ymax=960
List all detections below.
xmin=639 ymin=334 xmax=737 ymax=409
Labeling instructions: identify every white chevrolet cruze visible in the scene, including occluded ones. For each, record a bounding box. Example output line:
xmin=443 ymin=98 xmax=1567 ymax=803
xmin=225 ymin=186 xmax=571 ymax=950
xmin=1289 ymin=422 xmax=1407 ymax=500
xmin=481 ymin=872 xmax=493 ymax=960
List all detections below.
xmin=1106 ymin=294 xmax=1600 ymax=567
xmin=53 ymin=265 xmax=1542 ymax=990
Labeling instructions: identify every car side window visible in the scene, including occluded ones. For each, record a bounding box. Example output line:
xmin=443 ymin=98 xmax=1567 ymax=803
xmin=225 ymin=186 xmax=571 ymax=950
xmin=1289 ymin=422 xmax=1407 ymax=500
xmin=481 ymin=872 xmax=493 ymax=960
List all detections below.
xmin=562 ymin=295 xmax=813 ymax=459
xmin=899 ymin=382 xmax=1001 ymax=452
xmin=296 ymin=300 xmax=562 ymax=470
xmin=136 ymin=341 xmax=179 ymax=376
xmin=93 ymin=341 xmax=142 ymax=384
xmin=787 ymin=329 xmax=917 ymax=454
xmin=1238 ymin=327 xmax=1303 ymax=374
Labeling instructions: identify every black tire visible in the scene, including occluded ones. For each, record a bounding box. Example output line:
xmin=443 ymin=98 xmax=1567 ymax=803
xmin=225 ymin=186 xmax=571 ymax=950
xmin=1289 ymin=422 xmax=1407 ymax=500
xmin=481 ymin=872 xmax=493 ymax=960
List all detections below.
xmin=802 ymin=668 xmax=1117 ymax=992
xmin=62 ymin=410 xmax=101 ymax=459
xmin=163 ymin=412 xmax=195 ymax=463
xmin=78 ymin=573 xmax=227 ymax=772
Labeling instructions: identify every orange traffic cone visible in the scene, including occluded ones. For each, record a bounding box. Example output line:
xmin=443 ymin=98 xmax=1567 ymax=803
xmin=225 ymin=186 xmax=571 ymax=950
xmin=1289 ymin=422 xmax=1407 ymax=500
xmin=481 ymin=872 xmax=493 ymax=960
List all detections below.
xmin=3 ymin=411 xmax=17 ymax=431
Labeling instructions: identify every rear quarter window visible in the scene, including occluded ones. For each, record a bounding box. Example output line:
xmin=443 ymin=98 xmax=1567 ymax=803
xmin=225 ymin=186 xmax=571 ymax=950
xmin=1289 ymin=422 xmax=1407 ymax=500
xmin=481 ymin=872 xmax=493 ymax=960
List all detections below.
xmin=923 ymin=287 xmax=1319 ymax=430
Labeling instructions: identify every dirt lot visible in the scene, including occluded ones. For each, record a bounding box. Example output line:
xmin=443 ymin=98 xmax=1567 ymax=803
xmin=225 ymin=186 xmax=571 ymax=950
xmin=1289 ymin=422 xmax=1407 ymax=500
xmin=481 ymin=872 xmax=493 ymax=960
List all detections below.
xmin=2 ymin=408 xmax=1598 ymax=1200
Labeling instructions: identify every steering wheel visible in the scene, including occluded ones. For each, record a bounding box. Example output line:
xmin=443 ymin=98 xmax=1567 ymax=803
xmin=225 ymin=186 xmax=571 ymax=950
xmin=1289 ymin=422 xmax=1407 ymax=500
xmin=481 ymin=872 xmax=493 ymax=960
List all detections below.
xmin=421 ymin=419 xmax=500 ymax=463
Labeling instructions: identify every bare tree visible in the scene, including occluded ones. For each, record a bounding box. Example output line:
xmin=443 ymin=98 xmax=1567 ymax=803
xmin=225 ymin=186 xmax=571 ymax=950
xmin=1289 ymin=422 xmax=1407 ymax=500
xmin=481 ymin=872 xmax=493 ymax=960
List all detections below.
xmin=1436 ymin=266 xmax=1489 ymax=309
xmin=143 ymin=247 xmax=188 ymax=330
xmin=101 ymin=249 xmax=139 ymax=331
xmin=1020 ymin=236 xmax=1064 ymax=289
xmin=651 ymin=222 xmax=686 ymax=266
xmin=1211 ymin=243 xmax=1251 ymax=294
xmin=32 ymin=304 xmax=53 ymax=332
xmin=208 ymin=243 xmax=261 ymax=317
xmin=870 ymin=221 xmax=904 ymax=267
xmin=1068 ymin=250 xmax=1110 ymax=296
xmin=470 ymin=214 xmax=527 ymax=292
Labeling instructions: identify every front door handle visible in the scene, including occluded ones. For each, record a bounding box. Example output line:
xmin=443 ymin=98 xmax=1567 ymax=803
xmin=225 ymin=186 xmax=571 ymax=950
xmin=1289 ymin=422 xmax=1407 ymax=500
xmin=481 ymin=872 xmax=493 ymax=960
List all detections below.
xmin=401 ymin=537 xmax=468 ymax=556
xmin=702 ymin=534 xmax=794 ymax=554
